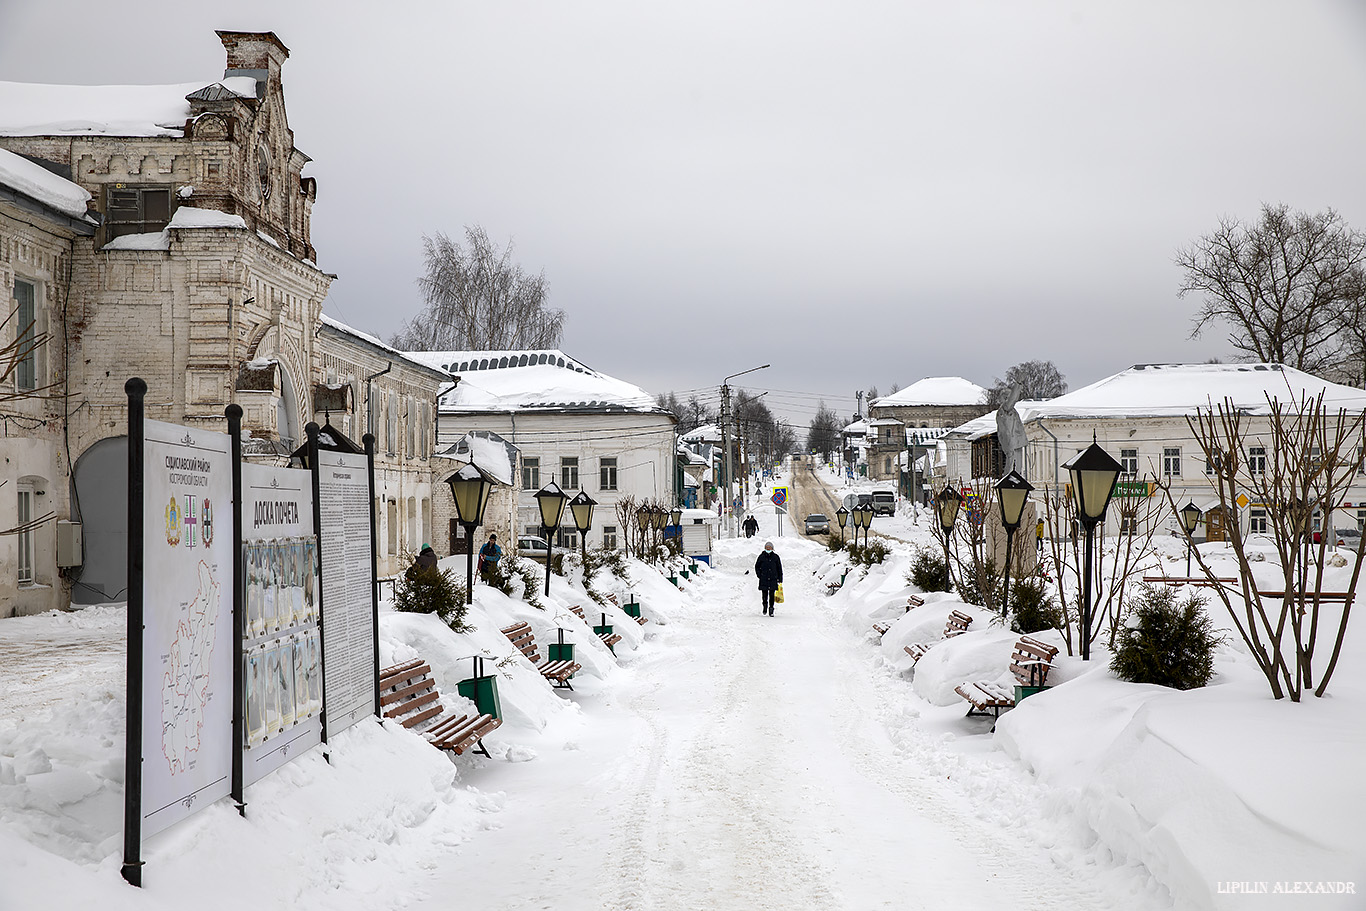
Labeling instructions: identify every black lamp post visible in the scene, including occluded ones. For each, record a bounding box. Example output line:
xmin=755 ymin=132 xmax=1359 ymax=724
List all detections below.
xmin=570 ymin=490 xmax=596 ymax=562
xmin=859 ymin=502 xmax=874 ymax=547
xmin=635 ymin=504 xmax=652 ymax=560
xmin=1064 ymin=441 xmax=1124 ymax=660
xmin=937 ymin=485 xmax=962 ymax=590
xmin=535 ymin=481 xmax=568 ymax=596
xmin=994 ymin=469 xmax=1034 ymax=618
xmin=835 ymin=506 xmax=849 ymax=545
xmin=445 ymin=463 xmax=497 ymax=605
xmin=1179 ymin=500 xmax=1203 ymax=578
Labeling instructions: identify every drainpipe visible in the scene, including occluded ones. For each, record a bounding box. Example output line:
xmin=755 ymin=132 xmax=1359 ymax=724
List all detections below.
xmin=365 ymin=361 xmax=392 ymax=441
xmin=433 ymin=375 xmax=458 ymax=451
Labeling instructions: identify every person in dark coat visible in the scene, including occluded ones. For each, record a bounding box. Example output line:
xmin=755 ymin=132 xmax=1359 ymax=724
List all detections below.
xmin=406 ymin=544 xmax=438 ymax=581
xmin=743 ymin=515 xmax=759 ymax=538
xmin=477 ymin=533 xmax=502 ymax=582
xmin=754 ymin=541 xmax=783 ymax=616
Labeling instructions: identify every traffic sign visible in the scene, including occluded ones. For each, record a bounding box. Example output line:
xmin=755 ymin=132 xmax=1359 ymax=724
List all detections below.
xmin=771 ymin=487 xmax=788 ymax=507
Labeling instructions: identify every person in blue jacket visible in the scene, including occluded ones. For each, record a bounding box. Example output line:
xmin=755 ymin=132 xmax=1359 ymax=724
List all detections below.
xmin=754 ymin=541 xmax=783 ymax=616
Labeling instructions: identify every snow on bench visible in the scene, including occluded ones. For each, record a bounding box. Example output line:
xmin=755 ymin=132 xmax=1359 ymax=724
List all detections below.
xmin=872 ymin=595 xmax=926 ymax=638
xmin=953 ymin=635 xmax=1060 ymax=729
xmin=501 ymin=622 xmax=580 ymax=689
xmin=379 ymin=658 xmax=500 ymax=758
xmin=903 ymin=609 xmax=973 ymax=664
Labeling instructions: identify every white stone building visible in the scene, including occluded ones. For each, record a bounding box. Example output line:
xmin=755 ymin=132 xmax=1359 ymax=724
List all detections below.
xmin=313 ymin=316 xmax=449 ymax=577
xmin=866 ymin=377 xmax=989 ymax=484
xmin=408 ymin=349 xmax=677 ymax=556
xmin=1010 ymin=364 xmax=1366 ymax=540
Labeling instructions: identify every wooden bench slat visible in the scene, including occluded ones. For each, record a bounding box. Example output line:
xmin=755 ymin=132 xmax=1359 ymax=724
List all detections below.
xmin=377 ymin=658 xmax=497 ymax=757
xmin=383 ymin=687 xmax=439 ymax=719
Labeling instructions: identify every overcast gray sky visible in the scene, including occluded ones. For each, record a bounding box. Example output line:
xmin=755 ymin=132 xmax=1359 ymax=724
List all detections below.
xmin=4 ymin=1 xmax=1365 ymax=429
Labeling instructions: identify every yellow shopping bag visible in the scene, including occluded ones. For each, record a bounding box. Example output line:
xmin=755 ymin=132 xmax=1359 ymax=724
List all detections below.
xmin=774 ymin=583 xmax=784 ymax=603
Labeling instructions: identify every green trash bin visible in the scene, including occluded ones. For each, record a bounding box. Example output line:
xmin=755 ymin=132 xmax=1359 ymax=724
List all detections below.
xmin=623 ymin=600 xmax=642 ymax=620
xmin=548 ymin=629 xmax=575 ymax=676
xmin=593 ymin=621 xmax=616 ymax=654
xmin=668 ymin=574 xmax=679 ymax=586
xmin=1014 ymin=684 xmax=1049 ymax=703
xmin=457 ymin=656 xmax=503 ymax=720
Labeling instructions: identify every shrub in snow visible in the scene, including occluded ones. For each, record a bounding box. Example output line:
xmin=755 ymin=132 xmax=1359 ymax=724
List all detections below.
xmin=955 ymin=560 xmax=1001 ymax=609
xmin=1009 ymin=576 xmax=1063 ymax=634
xmin=393 ymin=568 xmax=470 ymax=632
xmin=501 ymin=556 xmax=544 ymax=609
xmin=908 ymin=546 xmax=949 ymax=592
xmin=848 ymin=540 xmax=890 ymax=566
xmin=826 ymin=533 xmax=845 ymax=552
xmin=1111 ymin=585 xmax=1221 ymax=690
xmin=581 ymin=546 xmax=628 ymax=605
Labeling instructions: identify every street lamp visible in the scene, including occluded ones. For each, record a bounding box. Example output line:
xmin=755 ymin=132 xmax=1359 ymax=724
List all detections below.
xmin=1179 ymin=500 xmax=1203 ymax=578
xmin=445 ymin=463 xmax=497 ymax=605
xmin=569 ymin=490 xmax=596 ymax=562
xmin=994 ymin=469 xmax=1034 ymax=618
xmin=858 ymin=502 xmax=874 ymax=547
xmin=1064 ymin=440 xmax=1124 ymax=660
xmin=936 ymin=485 xmax=962 ymax=590
xmin=635 ymin=504 xmax=652 ymax=560
xmin=535 ymin=481 xmax=569 ymax=596
xmin=835 ymin=506 xmax=849 ymax=545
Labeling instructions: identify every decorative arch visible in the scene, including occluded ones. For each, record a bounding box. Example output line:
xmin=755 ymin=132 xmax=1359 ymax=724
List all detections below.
xmin=249 ymin=325 xmax=309 ymax=447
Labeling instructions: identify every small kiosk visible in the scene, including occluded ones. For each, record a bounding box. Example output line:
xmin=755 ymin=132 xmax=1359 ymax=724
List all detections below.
xmin=679 ymin=508 xmax=720 ymax=565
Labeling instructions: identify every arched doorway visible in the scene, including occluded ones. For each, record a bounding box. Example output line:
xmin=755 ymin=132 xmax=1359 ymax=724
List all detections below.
xmin=70 ymin=436 xmax=128 ymax=604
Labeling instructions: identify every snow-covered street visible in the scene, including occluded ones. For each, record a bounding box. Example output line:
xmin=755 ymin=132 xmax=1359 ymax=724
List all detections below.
xmin=411 ymin=525 xmax=1170 ymax=911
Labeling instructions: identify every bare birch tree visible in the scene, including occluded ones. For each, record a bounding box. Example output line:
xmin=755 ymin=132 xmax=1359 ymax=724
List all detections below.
xmin=391 ymin=226 xmax=565 ymax=351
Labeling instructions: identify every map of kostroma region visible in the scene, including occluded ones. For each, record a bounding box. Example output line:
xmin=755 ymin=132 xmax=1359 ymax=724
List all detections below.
xmin=160 ymin=559 xmax=220 ymax=773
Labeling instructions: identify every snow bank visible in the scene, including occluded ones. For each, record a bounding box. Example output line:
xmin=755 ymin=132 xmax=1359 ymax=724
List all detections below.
xmin=167 ymin=207 xmax=247 ymax=230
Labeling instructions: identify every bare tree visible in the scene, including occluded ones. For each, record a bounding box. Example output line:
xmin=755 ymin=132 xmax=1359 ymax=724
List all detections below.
xmin=985 ymin=360 xmax=1067 ymax=410
xmin=1178 ymin=204 xmax=1366 ymax=376
xmin=806 ymin=401 xmax=841 ymax=458
xmin=1 ymin=303 xmax=59 ymax=538
xmin=391 ymin=227 xmax=565 ymax=351
xmin=1182 ymin=393 xmax=1365 ymax=700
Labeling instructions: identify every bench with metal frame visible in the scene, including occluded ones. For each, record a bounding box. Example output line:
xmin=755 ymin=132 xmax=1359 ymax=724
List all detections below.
xmin=378 ymin=658 xmax=500 ymax=757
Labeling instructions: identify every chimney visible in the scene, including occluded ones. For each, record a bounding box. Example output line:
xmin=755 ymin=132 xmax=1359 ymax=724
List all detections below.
xmin=216 ymin=30 xmax=290 ymax=99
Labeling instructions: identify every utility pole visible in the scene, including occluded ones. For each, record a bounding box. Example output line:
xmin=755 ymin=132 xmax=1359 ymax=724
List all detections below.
xmin=721 ymin=382 xmax=733 ymax=537
xmin=721 ymin=365 xmax=769 ymax=537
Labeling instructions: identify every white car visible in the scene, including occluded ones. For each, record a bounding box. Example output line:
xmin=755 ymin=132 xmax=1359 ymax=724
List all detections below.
xmin=517 ymin=535 xmax=550 ymax=558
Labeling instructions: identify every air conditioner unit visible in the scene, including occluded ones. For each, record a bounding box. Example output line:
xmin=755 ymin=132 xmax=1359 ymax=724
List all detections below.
xmin=56 ymin=520 xmax=83 ymax=567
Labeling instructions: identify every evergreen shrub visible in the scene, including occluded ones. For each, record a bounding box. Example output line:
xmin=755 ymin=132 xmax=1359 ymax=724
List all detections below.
xmin=1111 ymin=585 xmax=1221 ymax=690
xmin=1008 ymin=576 xmax=1063 ymax=634
xmin=394 ymin=567 xmax=470 ymax=632
xmin=908 ymin=546 xmax=948 ymax=592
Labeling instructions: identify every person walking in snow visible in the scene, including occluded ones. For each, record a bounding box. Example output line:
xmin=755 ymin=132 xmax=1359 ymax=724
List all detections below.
xmin=743 ymin=515 xmax=758 ymax=538
xmin=477 ymin=533 xmax=502 ymax=583
xmin=754 ymin=541 xmax=783 ymax=616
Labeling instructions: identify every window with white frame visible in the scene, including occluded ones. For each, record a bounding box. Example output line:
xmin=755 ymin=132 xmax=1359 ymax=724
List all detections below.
xmin=1250 ymin=506 xmax=1268 ymax=534
xmin=1120 ymin=448 xmax=1138 ymax=476
xmin=12 ymin=279 xmax=36 ymax=391
xmin=600 ymin=457 xmax=618 ymax=491
xmin=522 ymin=457 xmax=539 ymax=490
xmin=561 ymin=457 xmax=578 ymax=489
xmin=1248 ymin=446 xmax=1267 ymax=475
xmin=16 ymin=486 xmax=34 ymax=584
xmin=602 ymin=525 xmax=617 ymax=549
xmin=555 ymin=527 xmax=578 ymax=550
xmin=1163 ymin=447 xmax=1181 ymax=477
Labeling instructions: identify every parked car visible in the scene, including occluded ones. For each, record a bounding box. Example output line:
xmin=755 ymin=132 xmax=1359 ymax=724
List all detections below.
xmin=870 ymin=490 xmax=896 ymax=516
xmin=1332 ymin=528 xmax=1363 ymax=552
xmin=517 ymin=535 xmax=550 ymax=559
xmin=804 ymin=513 xmax=831 ymax=536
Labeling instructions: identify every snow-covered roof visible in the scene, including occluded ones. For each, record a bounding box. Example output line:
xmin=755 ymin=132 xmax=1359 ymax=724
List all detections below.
xmin=842 ymin=419 xmax=869 ymax=434
xmin=408 ymin=349 xmax=664 ymax=414
xmin=0 ymin=147 xmax=93 ymax=221
xmin=682 ymin=423 xmax=722 ymax=442
xmin=435 ymin=431 xmax=517 ymax=487
xmin=0 ymin=77 xmax=258 ymax=137
xmin=317 ymin=314 xmax=452 ymax=381
xmin=947 ymin=404 xmax=1044 ymax=441
xmin=1018 ymin=363 xmax=1366 ymax=421
xmin=873 ymin=377 xmax=986 ymax=408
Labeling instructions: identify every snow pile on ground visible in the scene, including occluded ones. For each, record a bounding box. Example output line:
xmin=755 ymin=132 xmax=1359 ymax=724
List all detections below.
xmin=813 ymin=468 xmax=1366 ymax=910
xmin=0 ymin=550 xmax=687 ymax=909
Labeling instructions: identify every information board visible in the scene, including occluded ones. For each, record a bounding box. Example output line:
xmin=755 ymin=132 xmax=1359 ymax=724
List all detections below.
xmin=241 ymin=463 xmax=322 ymax=785
xmin=141 ymin=419 xmax=234 ymax=837
xmin=317 ymin=449 xmax=376 ymax=736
